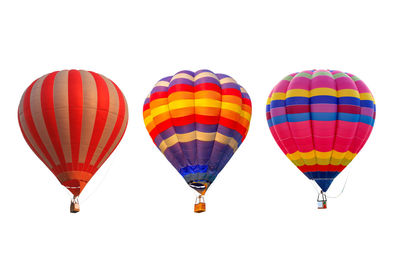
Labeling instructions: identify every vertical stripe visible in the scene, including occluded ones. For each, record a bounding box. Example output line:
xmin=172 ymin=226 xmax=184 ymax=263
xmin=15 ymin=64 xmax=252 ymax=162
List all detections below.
xmin=84 ymin=72 xmax=109 ymax=168
xmin=98 ymin=99 xmax=128 ymax=167
xmin=93 ymin=80 xmax=126 ymax=168
xmin=68 ymin=70 xmax=83 ymax=168
xmin=18 ymin=88 xmax=52 ymax=169
xmin=41 ymin=72 xmax=66 ymax=170
xmin=78 ymin=70 xmax=98 ymax=164
xmin=90 ymin=76 xmax=119 ymax=166
xmin=22 ymin=79 xmax=57 ymax=170
xmin=30 ymin=74 xmax=61 ymax=167
xmin=53 ymin=70 xmax=73 ymax=163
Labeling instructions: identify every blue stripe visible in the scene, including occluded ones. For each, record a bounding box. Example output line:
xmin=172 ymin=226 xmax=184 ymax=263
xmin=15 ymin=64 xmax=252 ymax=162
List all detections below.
xmin=179 ymin=165 xmax=208 ymax=176
xmin=269 ymin=112 xmax=376 ymax=126
xmin=361 ymin=100 xmax=374 ymax=108
xmin=315 ymin=178 xmax=335 ymax=192
xmin=337 ymin=112 xmax=360 ymax=122
xmin=311 ymin=112 xmax=337 ymax=121
xmin=287 ymin=113 xmax=310 ymax=122
xmin=310 ymin=95 xmax=337 ymax=104
xmin=305 ymin=171 xmax=340 ymax=180
xmin=271 ymin=115 xmax=287 ymax=125
xmin=338 ymin=97 xmax=360 ymax=106
xmin=360 ymin=114 xmax=375 ymax=126
xmin=270 ymin=100 xmax=286 ymax=108
xmin=286 ymin=97 xmax=309 ymax=106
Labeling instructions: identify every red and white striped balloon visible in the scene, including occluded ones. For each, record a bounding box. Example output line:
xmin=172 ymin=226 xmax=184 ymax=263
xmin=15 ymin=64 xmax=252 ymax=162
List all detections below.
xmin=18 ymin=70 xmax=128 ymax=196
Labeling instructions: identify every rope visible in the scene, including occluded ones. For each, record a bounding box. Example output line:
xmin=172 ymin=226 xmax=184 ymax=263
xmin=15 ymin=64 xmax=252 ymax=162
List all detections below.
xmin=309 ymin=164 xmax=352 ymax=199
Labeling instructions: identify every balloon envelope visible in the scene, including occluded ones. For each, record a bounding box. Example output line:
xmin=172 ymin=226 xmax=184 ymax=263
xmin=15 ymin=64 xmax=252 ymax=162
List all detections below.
xmin=267 ymin=70 xmax=375 ymax=192
xmin=18 ymin=70 xmax=128 ymax=196
xmin=143 ymin=70 xmax=251 ymax=194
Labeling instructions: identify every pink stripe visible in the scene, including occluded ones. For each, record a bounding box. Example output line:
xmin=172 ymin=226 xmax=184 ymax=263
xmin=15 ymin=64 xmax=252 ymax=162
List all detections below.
xmin=310 ymin=75 xmax=335 ymax=89
xmin=361 ymin=107 xmax=375 ymax=116
xmin=270 ymin=106 xmax=286 ymax=117
xmin=335 ymin=121 xmax=358 ymax=138
xmin=335 ymin=76 xmax=357 ymax=90
xmin=287 ymin=121 xmax=311 ymax=138
xmin=310 ymin=104 xmax=337 ymax=113
xmin=288 ymin=76 xmax=310 ymax=90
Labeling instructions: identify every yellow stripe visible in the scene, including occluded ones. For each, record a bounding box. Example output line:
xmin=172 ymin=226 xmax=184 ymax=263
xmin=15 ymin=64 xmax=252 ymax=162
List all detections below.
xmin=271 ymin=92 xmax=286 ymax=100
xmin=143 ymin=115 xmax=153 ymax=126
xmin=150 ymin=104 xmax=170 ymax=117
xmin=240 ymin=110 xmax=251 ymax=121
xmin=286 ymin=89 xmax=309 ymax=98
xmin=310 ymin=88 xmax=337 ymax=97
xmin=338 ymin=89 xmax=360 ymax=98
xmin=286 ymin=150 xmax=357 ymax=166
xmin=360 ymin=93 xmax=375 ymax=102
xmin=221 ymin=101 xmax=242 ymax=113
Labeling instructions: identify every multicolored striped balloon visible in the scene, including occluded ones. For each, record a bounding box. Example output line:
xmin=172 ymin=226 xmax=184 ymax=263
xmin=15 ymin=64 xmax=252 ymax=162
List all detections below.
xmin=267 ymin=70 xmax=375 ymax=192
xmin=143 ymin=70 xmax=252 ymax=198
xmin=18 ymin=70 xmax=128 ymax=200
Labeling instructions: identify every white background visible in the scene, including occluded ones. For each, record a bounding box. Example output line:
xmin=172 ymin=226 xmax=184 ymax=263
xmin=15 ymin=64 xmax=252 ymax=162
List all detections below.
xmin=0 ymin=0 xmax=398 ymax=266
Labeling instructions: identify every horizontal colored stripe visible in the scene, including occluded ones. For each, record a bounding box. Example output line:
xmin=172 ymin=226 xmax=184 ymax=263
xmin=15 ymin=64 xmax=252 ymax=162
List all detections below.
xmin=179 ymin=165 xmax=208 ymax=176
xmin=158 ymin=130 xmax=238 ymax=153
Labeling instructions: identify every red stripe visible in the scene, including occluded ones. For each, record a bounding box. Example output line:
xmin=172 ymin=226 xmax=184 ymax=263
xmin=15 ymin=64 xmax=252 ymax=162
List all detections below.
xmin=338 ymin=105 xmax=361 ymax=114
xmin=242 ymin=98 xmax=251 ymax=106
xmin=150 ymin=91 xmax=168 ymax=101
xmin=221 ymin=88 xmax=242 ymax=97
xmin=196 ymin=115 xmax=220 ymax=125
xmin=149 ymin=127 xmax=160 ymax=142
xmin=298 ymin=164 xmax=346 ymax=173
xmin=84 ymin=72 xmax=110 ymax=168
xmin=193 ymin=83 xmax=220 ymax=93
xmin=68 ymin=70 xmax=83 ymax=168
xmin=18 ymin=86 xmax=54 ymax=173
xmin=153 ymin=119 xmax=174 ymax=137
xmin=286 ymin=105 xmax=310 ymax=114
xmin=94 ymin=82 xmax=126 ymax=168
xmin=168 ymin=83 xmax=193 ymax=94
xmin=23 ymin=79 xmax=57 ymax=171
xmin=143 ymin=102 xmax=150 ymax=112
xmin=171 ymin=114 xmax=195 ymax=126
xmin=40 ymin=72 xmax=65 ymax=173
xmin=219 ymin=117 xmax=246 ymax=137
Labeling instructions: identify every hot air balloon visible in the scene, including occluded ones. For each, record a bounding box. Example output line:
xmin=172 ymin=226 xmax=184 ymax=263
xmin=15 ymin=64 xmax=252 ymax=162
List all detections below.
xmin=18 ymin=70 xmax=128 ymax=212
xmin=143 ymin=70 xmax=252 ymax=212
xmin=266 ymin=70 xmax=375 ymax=208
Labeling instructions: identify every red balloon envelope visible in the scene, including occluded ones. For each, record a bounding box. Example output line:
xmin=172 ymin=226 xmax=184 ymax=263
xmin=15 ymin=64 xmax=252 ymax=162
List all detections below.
xmin=18 ymin=70 xmax=128 ymax=212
